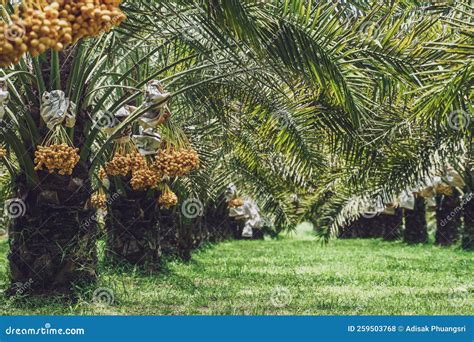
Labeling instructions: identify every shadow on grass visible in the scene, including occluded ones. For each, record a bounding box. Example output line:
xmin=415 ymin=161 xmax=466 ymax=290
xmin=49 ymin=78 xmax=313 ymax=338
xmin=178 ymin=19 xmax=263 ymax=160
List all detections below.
xmin=0 ymin=239 xmax=214 ymax=312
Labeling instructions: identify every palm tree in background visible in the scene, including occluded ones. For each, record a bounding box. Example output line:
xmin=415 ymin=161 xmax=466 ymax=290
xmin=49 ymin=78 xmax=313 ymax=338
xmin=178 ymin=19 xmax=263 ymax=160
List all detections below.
xmin=0 ymin=0 xmax=472 ymax=297
xmin=106 ymin=0 xmax=421 ymax=266
xmin=0 ymin=0 xmax=375 ymax=293
xmin=404 ymin=195 xmax=428 ymax=244
xmin=301 ymin=1 xmax=473 ymax=248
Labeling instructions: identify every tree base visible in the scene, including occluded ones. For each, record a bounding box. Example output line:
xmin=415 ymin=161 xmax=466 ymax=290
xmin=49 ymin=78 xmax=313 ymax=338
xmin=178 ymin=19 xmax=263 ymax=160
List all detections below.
xmin=435 ymin=194 xmax=461 ymax=246
xmin=8 ymin=171 xmax=97 ymax=297
xmin=204 ymin=200 xmax=238 ymax=242
xmin=403 ymin=196 xmax=428 ymax=244
xmin=462 ymin=193 xmax=474 ymax=251
xmin=106 ymin=193 xmax=161 ymax=270
xmin=339 ymin=216 xmax=384 ymax=239
xmin=382 ymin=209 xmax=403 ymax=241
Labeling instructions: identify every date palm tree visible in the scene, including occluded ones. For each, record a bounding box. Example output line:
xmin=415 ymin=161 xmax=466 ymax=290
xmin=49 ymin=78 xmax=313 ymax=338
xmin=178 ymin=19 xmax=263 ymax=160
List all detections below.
xmin=101 ymin=0 xmax=412 ymax=266
xmin=1 ymin=0 xmax=360 ymax=287
xmin=0 ymin=3 xmax=155 ymax=293
xmin=463 ymin=155 xmax=474 ymax=250
xmin=435 ymin=192 xmax=462 ymax=246
xmin=1 ymin=0 xmax=287 ymax=293
xmin=404 ymin=196 xmax=428 ymax=244
xmin=300 ymin=1 xmax=473 ymax=248
xmin=2 ymin=0 xmax=472 ymax=297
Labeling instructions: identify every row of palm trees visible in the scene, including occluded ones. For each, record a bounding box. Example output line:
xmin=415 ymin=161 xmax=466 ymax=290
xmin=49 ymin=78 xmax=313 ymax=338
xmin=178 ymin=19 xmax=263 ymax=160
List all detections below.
xmin=300 ymin=0 xmax=473 ymax=249
xmin=339 ymin=190 xmax=470 ymax=247
xmin=0 ymin=0 xmax=472 ymax=298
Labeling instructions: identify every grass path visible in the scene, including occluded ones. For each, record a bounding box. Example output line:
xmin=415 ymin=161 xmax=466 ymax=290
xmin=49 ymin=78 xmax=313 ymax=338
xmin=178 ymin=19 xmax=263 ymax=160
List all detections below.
xmin=0 ymin=225 xmax=473 ymax=315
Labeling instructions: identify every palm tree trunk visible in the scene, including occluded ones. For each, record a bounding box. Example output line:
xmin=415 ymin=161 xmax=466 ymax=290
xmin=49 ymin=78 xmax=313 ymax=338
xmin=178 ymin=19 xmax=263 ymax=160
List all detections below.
xmin=8 ymin=163 xmax=97 ymax=296
xmin=106 ymin=189 xmax=161 ymax=270
xmin=435 ymin=194 xmax=461 ymax=246
xmin=339 ymin=216 xmax=384 ymax=239
xmin=156 ymin=208 xmax=179 ymax=258
xmin=462 ymin=193 xmax=474 ymax=250
xmin=157 ymin=207 xmax=206 ymax=262
xmin=204 ymin=200 xmax=237 ymax=242
xmin=106 ymin=188 xmax=209 ymax=266
xmin=7 ymin=48 xmax=99 ymax=297
xmin=176 ymin=214 xmax=203 ymax=262
xmin=339 ymin=219 xmax=357 ymax=238
xmin=382 ymin=209 xmax=403 ymax=241
xmin=403 ymin=196 xmax=428 ymax=244
xmin=252 ymin=228 xmax=265 ymax=240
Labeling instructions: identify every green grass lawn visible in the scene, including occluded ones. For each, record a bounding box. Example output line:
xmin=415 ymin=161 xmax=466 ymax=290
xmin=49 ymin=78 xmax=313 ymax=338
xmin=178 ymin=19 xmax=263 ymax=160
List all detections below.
xmin=0 ymin=225 xmax=473 ymax=315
